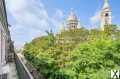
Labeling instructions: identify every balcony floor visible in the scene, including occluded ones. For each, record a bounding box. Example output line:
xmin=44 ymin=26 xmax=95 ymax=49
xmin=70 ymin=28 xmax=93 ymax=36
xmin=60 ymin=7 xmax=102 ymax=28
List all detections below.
xmin=8 ymin=63 xmax=19 ymax=79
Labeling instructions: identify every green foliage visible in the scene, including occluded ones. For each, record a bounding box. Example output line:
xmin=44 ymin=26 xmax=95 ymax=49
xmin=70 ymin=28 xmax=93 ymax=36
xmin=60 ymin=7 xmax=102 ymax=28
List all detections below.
xmin=23 ymin=25 xmax=120 ymax=79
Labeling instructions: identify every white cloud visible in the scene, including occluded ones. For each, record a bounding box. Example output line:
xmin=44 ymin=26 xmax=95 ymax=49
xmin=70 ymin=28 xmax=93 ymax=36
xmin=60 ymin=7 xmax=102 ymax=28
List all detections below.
xmin=5 ymin=0 xmax=65 ymax=49
xmin=90 ymin=10 xmax=101 ymax=25
xmin=5 ymin=0 xmax=50 ymax=49
xmin=51 ymin=9 xmax=64 ymax=33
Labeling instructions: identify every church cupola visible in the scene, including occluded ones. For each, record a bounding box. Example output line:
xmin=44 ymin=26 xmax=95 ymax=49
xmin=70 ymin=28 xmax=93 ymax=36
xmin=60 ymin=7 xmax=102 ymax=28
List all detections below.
xmin=67 ymin=9 xmax=78 ymax=30
xmin=101 ymin=0 xmax=112 ymax=31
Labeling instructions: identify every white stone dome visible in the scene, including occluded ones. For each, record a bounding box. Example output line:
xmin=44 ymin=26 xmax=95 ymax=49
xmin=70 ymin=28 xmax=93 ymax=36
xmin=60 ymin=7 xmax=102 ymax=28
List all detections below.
xmin=67 ymin=10 xmax=78 ymax=21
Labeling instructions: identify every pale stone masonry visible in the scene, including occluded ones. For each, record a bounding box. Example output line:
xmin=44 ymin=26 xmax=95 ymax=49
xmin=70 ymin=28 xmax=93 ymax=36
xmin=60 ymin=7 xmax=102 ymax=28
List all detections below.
xmin=0 ymin=0 xmax=18 ymax=79
xmin=67 ymin=9 xmax=78 ymax=30
xmin=101 ymin=0 xmax=112 ymax=30
xmin=0 ymin=0 xmax=9 ymax=69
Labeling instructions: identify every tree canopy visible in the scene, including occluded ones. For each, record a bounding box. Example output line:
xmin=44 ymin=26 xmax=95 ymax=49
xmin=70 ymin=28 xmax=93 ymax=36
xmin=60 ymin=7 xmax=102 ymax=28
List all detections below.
xmin=23 ymin=25 xmax=120 ymax=79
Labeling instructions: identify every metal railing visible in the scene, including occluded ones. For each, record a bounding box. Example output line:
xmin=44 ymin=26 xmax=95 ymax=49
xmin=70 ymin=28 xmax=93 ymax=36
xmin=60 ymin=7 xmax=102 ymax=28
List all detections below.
xmin=0 ymin=74 xmax=7 ymax=79
xmin=14 ymin=53 xmax=34 ymax=79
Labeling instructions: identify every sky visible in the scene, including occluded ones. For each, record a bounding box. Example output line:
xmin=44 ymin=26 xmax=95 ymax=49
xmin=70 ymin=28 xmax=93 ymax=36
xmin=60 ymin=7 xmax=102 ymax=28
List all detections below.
xmin=5 ymin=0 xmax=120 ymax=49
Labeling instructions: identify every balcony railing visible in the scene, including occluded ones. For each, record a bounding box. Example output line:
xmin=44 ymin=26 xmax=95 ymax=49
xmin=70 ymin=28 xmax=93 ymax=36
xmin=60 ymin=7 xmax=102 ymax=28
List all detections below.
xmin=14 ymin=53 xmax=34 ymax=79
xmin=0 ymin=74 xmax=7 ymax=79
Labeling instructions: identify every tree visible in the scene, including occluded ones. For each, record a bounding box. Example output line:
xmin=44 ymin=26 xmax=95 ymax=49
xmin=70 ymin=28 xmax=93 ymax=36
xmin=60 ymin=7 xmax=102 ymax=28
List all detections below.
xmin=23 ymin=25 xmax=120 ymax=79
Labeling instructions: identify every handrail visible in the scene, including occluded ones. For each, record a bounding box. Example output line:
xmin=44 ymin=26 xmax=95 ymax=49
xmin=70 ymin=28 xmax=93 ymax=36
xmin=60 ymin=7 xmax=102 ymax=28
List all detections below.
xmin=14 ymin=53 xmax=34 ymax=79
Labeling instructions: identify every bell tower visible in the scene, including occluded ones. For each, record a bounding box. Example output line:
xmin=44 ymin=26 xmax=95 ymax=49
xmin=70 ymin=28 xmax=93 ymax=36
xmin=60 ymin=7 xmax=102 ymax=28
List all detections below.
xmin=101 ymin=0 xmax=112 ymax=30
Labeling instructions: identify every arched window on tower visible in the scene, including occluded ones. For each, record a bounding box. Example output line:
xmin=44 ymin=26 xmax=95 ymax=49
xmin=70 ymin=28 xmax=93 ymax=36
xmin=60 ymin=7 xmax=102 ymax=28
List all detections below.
xmin=105 ymin=13 xmax=109 ymax=17
xmin=105 ymin=13 xmax=109 ymax=25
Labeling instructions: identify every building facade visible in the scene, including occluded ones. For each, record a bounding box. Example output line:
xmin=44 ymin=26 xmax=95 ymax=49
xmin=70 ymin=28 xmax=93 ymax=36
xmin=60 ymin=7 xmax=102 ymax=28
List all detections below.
xmin=0 ymin=0 xmax=8 ymax=66
xmin=0 ymin=0 xmax=14 ymax=76
xmin=101 ymin=0 xmax=112 ymax=30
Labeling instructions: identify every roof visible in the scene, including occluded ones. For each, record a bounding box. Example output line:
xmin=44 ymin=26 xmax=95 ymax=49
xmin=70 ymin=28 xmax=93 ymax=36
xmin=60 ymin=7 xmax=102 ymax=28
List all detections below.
xmin=103 ymin=0 xmax=110 ymax=9
xmin=67 ymin=9 xmax=78 ymax=21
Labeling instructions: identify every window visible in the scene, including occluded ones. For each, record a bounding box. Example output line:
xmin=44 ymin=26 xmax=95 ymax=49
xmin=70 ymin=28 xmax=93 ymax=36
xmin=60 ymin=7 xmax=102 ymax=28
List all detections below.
xmin=105 ymin=13 xmax=109 ymax=17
